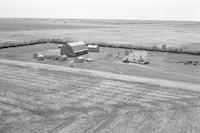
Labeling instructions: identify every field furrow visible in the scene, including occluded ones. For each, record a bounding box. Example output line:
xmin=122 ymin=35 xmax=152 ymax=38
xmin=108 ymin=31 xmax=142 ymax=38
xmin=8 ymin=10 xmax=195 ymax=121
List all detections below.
xmin=0 ymin=59 xmax=200 ymax=133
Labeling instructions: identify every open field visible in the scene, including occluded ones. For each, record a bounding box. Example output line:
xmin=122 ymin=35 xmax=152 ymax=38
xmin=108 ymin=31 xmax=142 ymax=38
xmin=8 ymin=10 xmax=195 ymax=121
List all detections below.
xmin=0 ymin=59 xmax=200 ymax=133
xmin=0 ymin=18 xmax=200 ymax=52
xmin=0 ymin=18 xmax=200 ymax=133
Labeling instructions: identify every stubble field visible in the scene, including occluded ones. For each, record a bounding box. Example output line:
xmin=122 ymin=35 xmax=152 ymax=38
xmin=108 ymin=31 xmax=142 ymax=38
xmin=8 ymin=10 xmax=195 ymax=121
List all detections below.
xmin=0 ymin=18 xmax=200 ymax=51
xmin=0 ymin=59 xmax=200 ymax=133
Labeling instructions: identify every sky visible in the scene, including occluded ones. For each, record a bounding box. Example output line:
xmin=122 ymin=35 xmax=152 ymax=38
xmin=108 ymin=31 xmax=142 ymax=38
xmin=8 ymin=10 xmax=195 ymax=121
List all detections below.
xmin=0 ymin=0 xmax=200 ymax=21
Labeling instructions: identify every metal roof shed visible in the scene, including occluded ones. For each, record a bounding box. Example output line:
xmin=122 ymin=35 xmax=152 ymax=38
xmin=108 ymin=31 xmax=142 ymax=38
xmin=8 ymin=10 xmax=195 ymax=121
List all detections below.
xmin=87 ymin=45 xmax=99 ymax=52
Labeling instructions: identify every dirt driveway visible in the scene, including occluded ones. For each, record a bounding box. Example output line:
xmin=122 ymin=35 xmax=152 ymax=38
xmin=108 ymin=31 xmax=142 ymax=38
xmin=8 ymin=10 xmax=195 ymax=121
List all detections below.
xmin=0 ymin=59 xmax=200 ymax=133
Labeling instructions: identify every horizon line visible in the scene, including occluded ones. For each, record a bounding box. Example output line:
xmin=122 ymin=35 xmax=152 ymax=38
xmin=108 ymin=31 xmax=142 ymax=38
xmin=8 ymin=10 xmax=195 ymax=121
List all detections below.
xmin=0 ymin=17 xmax=200 ymax=23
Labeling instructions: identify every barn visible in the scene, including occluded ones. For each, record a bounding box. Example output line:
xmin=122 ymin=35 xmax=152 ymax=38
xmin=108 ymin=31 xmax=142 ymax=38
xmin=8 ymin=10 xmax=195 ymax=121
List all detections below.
xmin=60 ymin=41 xmax=88 ymax=57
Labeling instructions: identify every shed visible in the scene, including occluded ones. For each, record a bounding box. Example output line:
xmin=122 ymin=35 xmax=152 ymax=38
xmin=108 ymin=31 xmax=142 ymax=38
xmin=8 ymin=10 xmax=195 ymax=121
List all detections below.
xmin=87 ymin=45 xmax=99 ymax=52
xmin=126 ymin=51 xmax=149 ymax=64
xmin=60 ymin=41 xmax=88 ymax=57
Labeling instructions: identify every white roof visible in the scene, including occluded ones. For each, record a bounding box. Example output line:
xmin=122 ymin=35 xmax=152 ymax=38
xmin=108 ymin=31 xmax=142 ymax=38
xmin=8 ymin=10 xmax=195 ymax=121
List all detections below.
xmin=87 ymin=45 xmax=98 ymax=48
xmin=68 ymin=41 xmax=85 ymax=47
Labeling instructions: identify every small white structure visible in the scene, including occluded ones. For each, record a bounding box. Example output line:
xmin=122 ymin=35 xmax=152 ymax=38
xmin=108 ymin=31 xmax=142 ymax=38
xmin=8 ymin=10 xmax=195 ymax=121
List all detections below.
xmin=37 ymin=54 xmax=45 ymax=61
xmin=58 ymin=55 xmax=68 ymax=61
xmin=87 ymin=45 xmax=99 ymax=52
xmin=86 ymin=58 xmax=93 ymax=62
xmin=74 ymin=56 xmax=85 ymax=63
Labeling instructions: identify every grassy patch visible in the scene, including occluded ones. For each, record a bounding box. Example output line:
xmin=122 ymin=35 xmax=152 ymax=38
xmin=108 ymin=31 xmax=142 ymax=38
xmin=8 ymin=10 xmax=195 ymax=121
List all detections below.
xmin=87 ymin=42 xmax=200 ymax=55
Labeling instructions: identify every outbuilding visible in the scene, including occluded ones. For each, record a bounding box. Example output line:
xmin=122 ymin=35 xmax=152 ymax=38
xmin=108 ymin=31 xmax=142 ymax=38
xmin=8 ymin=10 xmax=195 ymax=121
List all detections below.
xmin=87 ymin=45 xmax=99 ymax=52
xmin=60 ymin=41 xmax=88 ymax=57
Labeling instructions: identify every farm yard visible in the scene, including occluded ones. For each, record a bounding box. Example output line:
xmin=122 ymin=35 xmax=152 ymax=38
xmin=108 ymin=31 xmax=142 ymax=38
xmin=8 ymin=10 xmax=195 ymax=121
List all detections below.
xmin=0 ymin=43 xmax=199 ymax=84
xmin=0 ymin=18 xmax=200 ymax=133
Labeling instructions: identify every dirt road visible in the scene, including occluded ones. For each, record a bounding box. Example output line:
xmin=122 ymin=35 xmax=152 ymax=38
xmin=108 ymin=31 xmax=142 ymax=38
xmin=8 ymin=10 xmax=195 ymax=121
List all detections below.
xmin=0 ymin=59 xmax=200 ymax=133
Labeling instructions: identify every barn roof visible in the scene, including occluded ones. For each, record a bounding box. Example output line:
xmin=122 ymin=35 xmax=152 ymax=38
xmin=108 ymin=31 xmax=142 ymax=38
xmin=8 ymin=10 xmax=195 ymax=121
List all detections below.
xmin=67 ymin=41 xmax=88 ymax=53
xmin=68 ymin=41 xmax=85 ymax=47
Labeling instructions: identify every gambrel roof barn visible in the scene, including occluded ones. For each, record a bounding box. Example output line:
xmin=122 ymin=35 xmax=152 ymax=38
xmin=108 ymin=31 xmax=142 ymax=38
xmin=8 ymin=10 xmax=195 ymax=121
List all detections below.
xmin=60 ymin=41 xmax=88 ymax=57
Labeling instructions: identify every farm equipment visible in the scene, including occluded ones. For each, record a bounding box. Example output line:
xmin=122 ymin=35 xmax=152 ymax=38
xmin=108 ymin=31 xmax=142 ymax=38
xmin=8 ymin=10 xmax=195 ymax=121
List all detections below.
xmin=74 ymin=56 xmax=85 ymax=63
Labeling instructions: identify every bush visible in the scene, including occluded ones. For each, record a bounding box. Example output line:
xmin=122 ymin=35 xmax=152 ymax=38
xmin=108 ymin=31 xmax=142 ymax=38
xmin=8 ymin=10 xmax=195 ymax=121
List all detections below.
xmin=152 ymin=45 xmax=160 ymax=51
xmin=0 ymin=38 xmax=74 ymax=49
xmin=161 ymin=44 xmax=167 ymax=51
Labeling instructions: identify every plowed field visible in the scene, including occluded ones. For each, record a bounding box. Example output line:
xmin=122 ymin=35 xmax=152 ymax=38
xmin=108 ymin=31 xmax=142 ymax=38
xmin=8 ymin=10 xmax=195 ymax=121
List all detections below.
xmin=0 ymin=59 xmax=200 ymax=133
